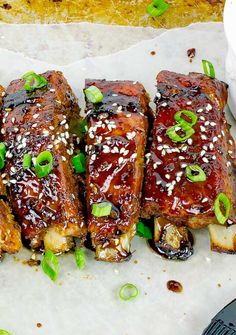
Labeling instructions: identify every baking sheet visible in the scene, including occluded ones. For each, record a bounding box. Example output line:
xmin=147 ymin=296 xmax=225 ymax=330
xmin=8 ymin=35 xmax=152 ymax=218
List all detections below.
xmin=0 ymin=22 xmax=235 ymax=335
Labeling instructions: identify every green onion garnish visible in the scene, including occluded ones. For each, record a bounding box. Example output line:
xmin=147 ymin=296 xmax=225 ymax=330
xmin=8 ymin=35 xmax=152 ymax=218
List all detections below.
xmin=84 ymin=85 xmax=103 ymax=104
xmin=119 ymin=283 xmax=139 ymax=301
xmin=202 ymin=60 xmax=215 ymax=79
xmin=23 ymin=153 xmax=32 ymax=169
xmin=0 ymin=330 xmax=12 ymax=335
xmin=185 ymin=164 xmax=206 ymax=182
xmin=92 ymin=202 xmax=112 ymax=217
xmin=136 ymin=221 xmax=152 ymax=239
xmin=214 ymin=193 xmax=230 ymax=225
xmin=34 ymin=151 xmax=53 ymax=178
xmin=166 ymin=123 xmax=195 ymax=142
xmin=174 ymin=110 xmax=197 ymax=129
xmin=75 ymin=248 xmax=86 ymax=270
xmin=0 ymin=142 xmax=6 ymax=170
xmin=81 ymin=119 xmax=88 ymax=133
xmin=147 ymin=0 xmax=169 ymax=17
xmin=41 ymin=250 xmax=59 ymax=281
xmin=22 ymin=71 xmax=48 ymax=92
xmin=72 ymin=153 xmax=86 ymax=173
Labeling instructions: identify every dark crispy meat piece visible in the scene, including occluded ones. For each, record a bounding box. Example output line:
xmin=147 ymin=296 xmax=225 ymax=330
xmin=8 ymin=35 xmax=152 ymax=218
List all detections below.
xmin=85 ymin=79 xmax=150 ymax=262
xmin=142 ymin=70 xmax=236 ymax=229
xmin=1 ymin=71 xmax=86 ymax=253
xmin=0 ymin=85 xmax=21 ymax=258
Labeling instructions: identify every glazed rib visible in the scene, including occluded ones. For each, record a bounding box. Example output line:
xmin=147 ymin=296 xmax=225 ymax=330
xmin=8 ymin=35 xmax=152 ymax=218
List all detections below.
xmin=0 ymin=85 xmax=21 ymax=258
xmin=85 ymin=79 xmax=150 ymax=262
xmin=1 ymin=71 xmax=86 ymax=253
xmin=142 ymin=71 xmax=236 ymax=231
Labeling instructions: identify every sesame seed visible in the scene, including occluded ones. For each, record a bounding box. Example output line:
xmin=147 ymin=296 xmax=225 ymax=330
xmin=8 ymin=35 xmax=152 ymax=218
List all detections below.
xmin=157 ymin=145 xmax=163 ymax=151
xmin=36 ymin=103 xmax=41 ymax=107
xmin=228 ymin=150 xmax=233 ymax=155
xmin=200 ymin=116 xmax=206 ymax=121
xmin=202 ymin=197 xmax=208 ymax=203
xmin=60 ymin=120 xmax=66 ymax=125
xmin=47 ymin=144 xmax=53 ymax=149
xmin=117 ymin=106 xmax=123 ymax=112
xmin=49 ymin=126 xmax=54 ymax=130
xmin=203 ymin=145 xmax=208 ymax=150
xmin=157 ymin=136 xmax=162 ymax=142
xmin=221 ymin=130 xmax=225 ymax=137
xmin=212 ymin=136 xmax=218 ymax=143
xmin=200 ymin=150 xmax=206 ymax=157
xmin=43 ymin=130 xmax=49 ymax=136
xmin=206 ymin=103 xmax=212 ymax=111
xmin=209 ymin=143 xmax=214 ymax=150
xmin=201 ymin=135 xmax=207 ymax=140
xmin=156 ymin=180 xmax=162 ymax=185
xmin=131 ymin=153 xmax=137 ymax=159
xmin=65 ymin=124 xmax=69 ymax=130
xmin=187 ymin=138 xmax=193 ymax=145
xmin=126 ymin=114 xmax=131 ymax=118
xmin=227 ymin=161 xmax=231 ymax=167
xmin=202 ymin=157 xmax=209 ymax=163
xmin=62 ymin=156 xmax=66 ymax=162
xmin=65 ymin=132 xmax=69 ymax=139
xmin=161 ymin=149 xmax=166 ymax=156
xmin=32 ymin=123 xmax=37 ymax=128
xmin=186 ymin=101 xmax=192 ymax=105
xmin=176 ymin=176 xmax=181 ymax=182
xmin=118 ymin=157 xmax=124 ymax=164
xmin=161 ymin=102 xmax=167 ymax=107
xmin=91 ymin=154 xmax=96 ymax=161
xmin=103 ymin=145 xmax=110 ymax=153
xmin=212 ymin=155 xmax=216 ymax=160
xmin=123 ymin=150 xmax=129 ymax=156
xmin=176 ymin=171 xmax=183 ymax=177
xmin=156 ymin=92 xmax=161 ymax=99
xmin=2 ymin=180 xmax=8 ymax=185
xmin=165 ymin=174 xmax=170 ymax=180
xmin=197 ymin=108 xmax=203 ymax=113
xmin=229 ymin=139 xmax=233 ymax=145
xmin=1 ymin=129 xmax=5 ymax=134
xmin=112 ymin=103 xmax=117 ymax=107
xmin=181 ymin=145 xmax=187 ymax=152
xmin=14 ymin=127 xmax=19 ymax=132
xmin=210 ymin=122 xmax=216 ymax=126
xmin=33 ymin=114 xmax=39 ymax=119
xmin=10 ymin=167 xmax=16 ymax=173
xmin=181 ymin=163 xmax=187 ymax=168
xmin=179 ymin=156 xmax=185 ymax=160
xmin=126 ymin=131 xmax=136 ymax=140
xmin=200 ymin=126 xmax=206 ymax=132
xmin=10 ymin=179 xmax=17 ymax=184
xmin=50 ymin=89 xmax=55 ymax=92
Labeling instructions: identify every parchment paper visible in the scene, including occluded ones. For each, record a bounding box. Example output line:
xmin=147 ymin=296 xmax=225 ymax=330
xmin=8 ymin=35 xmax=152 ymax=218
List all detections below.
xmin=0 ymin=22 xmax=235 ymax=335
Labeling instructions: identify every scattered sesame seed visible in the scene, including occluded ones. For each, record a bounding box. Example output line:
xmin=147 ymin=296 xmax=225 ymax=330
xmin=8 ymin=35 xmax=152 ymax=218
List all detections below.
xmin=221 ymin=130 xmax=225 ymax=137
xmin=165 ymin=174 xmax=170 ymax=180
xmin=161 ymin=102 xmax=167 ymax=107
xmin=62 ymin=156 xmax=66 ymax=162
xmin=156 ymin=180 xmax=162 ymax=185
xmin=112 ymin=103 xmax=117 ymax=107
xmin=210 ymin=122 xmax=216 ymax=126
xmin=91 ymin=154 xmax=96 ymax=161
xmin=10 ymin=167 xmax=16 ymax=173
xmin=181 ymin=145 xmax=187 ymax=152
xmin=228 ymin=150 xmax=233 ymax=155
xmin=209 ymin=143 xmax=214 ymax=150
xmin=181 ymin=163 xmax=187 ymax=168
xmin=2 ymin=180 xmax=8 ymax=185
xmin=47 ymin=144 xmax=53 ymax=149
xmin=202 ymin=157 xmax=209 ymax=163
xmin=212 ymin=155 xmax=216 ymax=160
xmin=49 ymin=126 xmax=54 ymax=130
xmin=176 ymin=176 xmax=181 ymax=182
xmin=10 ymin=179 xmax=17 ymax=184
xmin=60 ymin=120 xmax=66 ymax=125
xmin=126 ymin=131 xmax=136 ymax=140
xmin=65 ymin=124 xmax=69 ymax=130
xmin=200 ymin=150 xmax=206 ymax=157
xmin=187 ymin=138 xmax=193 ymax=145
xmin=131 ymin=153 xmax=137 ymax=159
xmin=157 ymin=145 xmax=163 ymax=151
xmin=201 ymin=135 xmax=207 ymax=140
xmin=229 ymin=139 xmax=233 ymax=145
xmin=176 ymin=171 xmax=183 ymax=177
xmin=126 ymin=114 xmax=131 ymax=118
xmin=206 ymin=103 xmax=212 ymax=111
xmin=50 ymin=89 xmax=55 ymax=92
xmin=161 ymin=149 xmax=166 ymax=156
xmin=200 ymin=125 xmax=206 ymax=132
xmin=202 ymin=197 xmax=208 ymax=203
xmin=156 ymin=92 xmax=161 ymax=99
xmin=197 ymin=108 xmax=203 ymax=113
xmin=1 ymin=129 xmax=5 ymax=134
xmin=200 ymin=116 xmax=206 ymax=121
xmin=157 ymin=136 xmax=162 ymax=142
xmin=186 ymin=101 xmax=192 ymax=105
xmin=103 ymin=145 xmax=110 ymax=153
xmin=212 ymin=136 xmax=218 ymax=143
xmin=33 ymin=114 xmax=39 ymax=119
xmin=118 ymin=157 xmax=124 ymax=165
xmin=179 ymin=156 xmax=185 ymax=160
xmin=32 ymin=123 xmax=37 ymax=128
xmin=227 ymin=161 xmax=231 ymax=167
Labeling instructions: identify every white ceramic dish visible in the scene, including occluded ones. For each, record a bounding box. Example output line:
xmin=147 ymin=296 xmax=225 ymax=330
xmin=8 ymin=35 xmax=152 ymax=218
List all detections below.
xmin=224 ymin=0 xmax=236 ymax=118
xmin=0 ymin=22 xmax=235 ymax=335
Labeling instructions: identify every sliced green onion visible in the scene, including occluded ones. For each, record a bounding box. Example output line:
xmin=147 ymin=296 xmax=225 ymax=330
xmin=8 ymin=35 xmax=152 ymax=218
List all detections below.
xmin=0 ymin=143 xmax=6 ymax=170
xmin=136 ymin=221 xmax=152 ymax=239
xmin=0 ymin=331 xmax=12 ymax=335
xmin=214 ymin=193 xmax=230 ymax=225
xmin=119 ymin=283 xmax=139 ymax=301
xmin=81 ymin=119 xmax=88 ymax=133
xmin=75 ymin=248 xmax=86 ymax=270
xmin=72 ymin=153 xmax=86 ymax=173
xmin=41 ymin=250 xmax=59 ymax=281
xmin=202 ymin=60 xmax=215 ymax=79
xmin=166 ymin=123 xmax=195 ymax=142
xmin=35 ymin=151 xmax=53 ymax=178
xmin=147 ymin=0 xmax=169 ymax=17
xmin=22 ymin=72 xmax=48 ymax=92
xmin=92 ymin=202 xmax=112 ymax=217
xmin=84 ymin=85 xmax=103 ymax=104
xmin=174 ymin=110 xmax=197 ymax=129
xmin=23 ymin=153 xmax=32 ymax=169
xmin=0 ymin=143 xmax=6 ymax=156
xmin=185 ymin=164 xmax=206 ymax=182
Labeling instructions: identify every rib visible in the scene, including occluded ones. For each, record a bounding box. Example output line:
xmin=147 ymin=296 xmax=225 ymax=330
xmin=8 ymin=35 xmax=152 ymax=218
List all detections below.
xmin=85 ymin=79 xmax=150 ymax=262
xmin=0 ymin=85 xmax=21 ymax=258
xmin=1 ymin=71 xmax=86 ymax=253
xmin=142 ymin=71 xmax=236 ymax=254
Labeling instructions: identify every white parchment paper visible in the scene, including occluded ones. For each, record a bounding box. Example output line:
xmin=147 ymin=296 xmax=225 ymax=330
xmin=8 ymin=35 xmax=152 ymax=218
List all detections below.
xmin=0 ymin=22 xmax=235 ymax=335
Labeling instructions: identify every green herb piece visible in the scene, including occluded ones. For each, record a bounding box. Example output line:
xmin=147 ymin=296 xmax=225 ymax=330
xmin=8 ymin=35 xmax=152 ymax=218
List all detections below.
xmin=174 ymin=110 xmax=197 ymax=129
xmin=202 ymin=60 xmax=215 ymax=79
xmin=75 ymin=248 xmax=86 ymax=270
xmin=72 ymin=153 xmax=86 ymax=173
xmin=23 ymin=153 xmax=32 ymax=169
xmin=185 ymin=164 xmax=206 ymax=182
xmin=136 ymin=221 xmax=152 ymax=239
xmin=34 ymin=151 xmax=53 ymax=178
xmin=84 ymin=86 xmax=103 ymax=104
xmin=22 ymin=71 xmax=48 ymax=92
xmin=166 ymin=123 xmax=195 ymax=142
xmin=91 ymin=202 xmax=112 ymax=217
xmin=214 ymin=193 xmax=230 ymax=225
xmin=119 ymin=283 xmax=139 ymax=301
xmin=41 ymin=250 xmax=59 ymax=281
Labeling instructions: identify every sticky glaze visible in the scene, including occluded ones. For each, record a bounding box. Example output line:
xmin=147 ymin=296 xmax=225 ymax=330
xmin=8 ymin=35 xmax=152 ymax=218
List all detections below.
xmin=142 ymin=71 xmax=236 ymax=228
